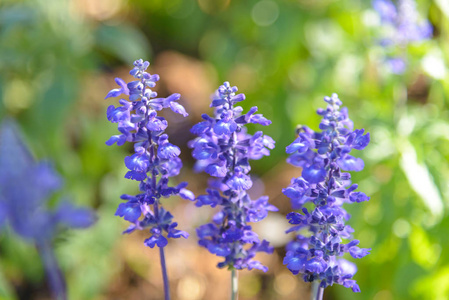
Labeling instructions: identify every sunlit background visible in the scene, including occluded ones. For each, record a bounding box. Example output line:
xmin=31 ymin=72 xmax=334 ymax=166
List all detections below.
xmin=1 ymin=0 xmax=449 ymax=299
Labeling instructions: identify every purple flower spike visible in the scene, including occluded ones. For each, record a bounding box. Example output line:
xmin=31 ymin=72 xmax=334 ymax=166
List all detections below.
xmin=373 ymin=0 xmax=397 ymax=22
xmin=105 ymin=59 xmax=192 ymax=248
xmin=0 ymin=120 xmax=96 ymax=300
xmin=373 ymin=0 xmax=433 ymax=73
xmin=373 ymin=0 xmax=433 ymax=42
xmin=190 ymin=82 xmax=277 ymax=271
xmin=283 ymin=94 xmax=370 ymax=293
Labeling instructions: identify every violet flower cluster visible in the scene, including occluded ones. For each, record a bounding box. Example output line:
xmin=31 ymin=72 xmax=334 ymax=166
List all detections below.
xmin=0 ymin=120 xmax=96 ymax=300
xmin=373 ymin=0 xmax=433 ymax=74
xmin=105 ymin=59 xmax=193 ymax=248
xmin=0 ymin=120 xmax=96 ymax=242
xmin=189 ymin=82 xmax=277 ymax=272
xmin=282 ymin=94 xmax=371 ymax=292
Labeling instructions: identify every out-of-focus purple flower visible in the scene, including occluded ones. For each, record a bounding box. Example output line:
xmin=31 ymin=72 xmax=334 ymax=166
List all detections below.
xmin=283 ymin=94 xmax=370 ymax=292
xmin=190 ymin=82 xmax=277 ymax=271
xmin=387 ymin=57 xmax=407 ymax=74
xmin=105 ymin=59 xmax=192 ymax=248
xmin=0 ymin=120 xmax=96 ymax=241
xmin=0 ymin=204 xmax=5 ymax=229
xmin=0 ymin=119 xmax=96 ymax=300
xmin=373 ymin=0 xmax=433 ymax=74
xmin=373 ymin=0 xmax=432 ymax=44
xmin=373 ymin=0 xmax=397 ymax=22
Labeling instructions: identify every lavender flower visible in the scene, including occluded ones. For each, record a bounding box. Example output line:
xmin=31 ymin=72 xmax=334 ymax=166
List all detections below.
xmin=190 ymin=82 xmax=277 ymax=273
xmin=373 ymin=0 xmax=433 ymax=73
xmin=105 ymin=59 xmax=192 ymax=247
xmin=0 ymin=119 xmax=96 ymax=300
xmin=282 ymin=94 xmax=371 ymax=294
xmin=105 ymin=59 xmax=192 ymax=299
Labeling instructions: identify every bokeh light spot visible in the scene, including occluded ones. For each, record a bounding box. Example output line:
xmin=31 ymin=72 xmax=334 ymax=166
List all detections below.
xmin=197 ymin=0 xmax=230 ymax=14
xmin=228 ymin=64 xmax=257 ymax=93
xmin=239 ymin=275 xmax=261 ymax=298
xmin=392 ymin=218 xmax=411 ymax=238
xmin=362 ymin=10 xmax=380 ymax=27
xmin=422 ymin=50 xmax=447 ymax=80
xmin=75 ymin=0 xmax=122 ymax=20
xmin=274 ymin=272 xmax=297 ymax=296
xmin=4 ymin=79 xmax=33 ymax=113
xmin=166 ymin=0 xmax=195 ymax=19
xmin=373 ymin=290 xmax=393 ymax=300
xmin=363 ymin=201 xmax=382 ymax=225
xmin=305 ymin=20 xmax=344 ymax=58
xmin=373 ymin=165 xmax=393 ymax=184
xmin=177 ymin=274 xmax=206 ymax=300
xmin=251 ymin=1 xmax=279 ymax=27
xmin=410 ymin=227 xmax=442 ymax=268
xmin=253 ymin=213 xmax=291 ymax=247
xmin=199 ymin=30 xmax=229 ymax=60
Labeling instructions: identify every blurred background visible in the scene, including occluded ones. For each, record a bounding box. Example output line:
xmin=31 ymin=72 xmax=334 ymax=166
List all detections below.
xmin=0 ymin=0 xmax=448 ymax=299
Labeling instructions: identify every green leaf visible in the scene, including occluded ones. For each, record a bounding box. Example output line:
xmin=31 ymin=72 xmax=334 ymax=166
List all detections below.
xmin=95 ymin=24 xmax=152 ymax=63
xmin=0 ymin=267 xmax=17 ymax=300
xmin=399 ymin=140 xmax=444 ymax=220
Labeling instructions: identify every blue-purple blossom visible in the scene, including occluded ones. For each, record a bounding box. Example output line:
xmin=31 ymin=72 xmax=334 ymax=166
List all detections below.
xmin=283 ymin=94 xmax=370 ymax=292
xmin=0 ymin=120 xmax=96 ymax=242
xmin=387 ymin=57 xmax=407 ymax=74
xmin=189 ymin=82 xmax=277 ymax=272
xmin=105 ymin=59 xmax=192 ymax=248
xmin=0 ymin=120 xmax=96 ymax=300
xmin=373 ymin=0 xmax=433 ymax=73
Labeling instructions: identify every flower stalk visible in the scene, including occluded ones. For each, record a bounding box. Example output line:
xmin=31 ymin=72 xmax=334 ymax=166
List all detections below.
xmin=231 ymin=269 xmax=238 ymax=300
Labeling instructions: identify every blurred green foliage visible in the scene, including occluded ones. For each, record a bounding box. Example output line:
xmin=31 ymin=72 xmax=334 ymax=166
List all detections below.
xmin=1 ymin=0 xmax=449 ymax=299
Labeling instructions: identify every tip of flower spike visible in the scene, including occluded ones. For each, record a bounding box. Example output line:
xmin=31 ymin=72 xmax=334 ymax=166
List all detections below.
xmin=133 ymin=59 xmax=149 ymax=69
xmin=324 ymin=93 xmax=342 ymax=106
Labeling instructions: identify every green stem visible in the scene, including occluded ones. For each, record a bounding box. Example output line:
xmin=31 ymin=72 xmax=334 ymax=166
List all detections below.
xmin=159 ymin=246 xmax=170 ymax=300
xmin=316 ymin=287 xmax=324 ymax=300
xmin=311 ymin=282 xmax=324 ymax=300
xmin=231 ymin=269 xmax=238 ymax=300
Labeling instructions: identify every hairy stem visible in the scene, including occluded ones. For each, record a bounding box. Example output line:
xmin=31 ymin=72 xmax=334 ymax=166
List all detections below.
xmin=159 ymin=246 xmax=170 ymax=300
xmin=316 ymin=287 xmax=324 ymax=300
xmin=231 ymin=269 xmax=238 ymax=300
xmin=311 ymin=281 xmax=324 ymax=300
xmin=153 ymin=199 xmax=170 ymax=300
